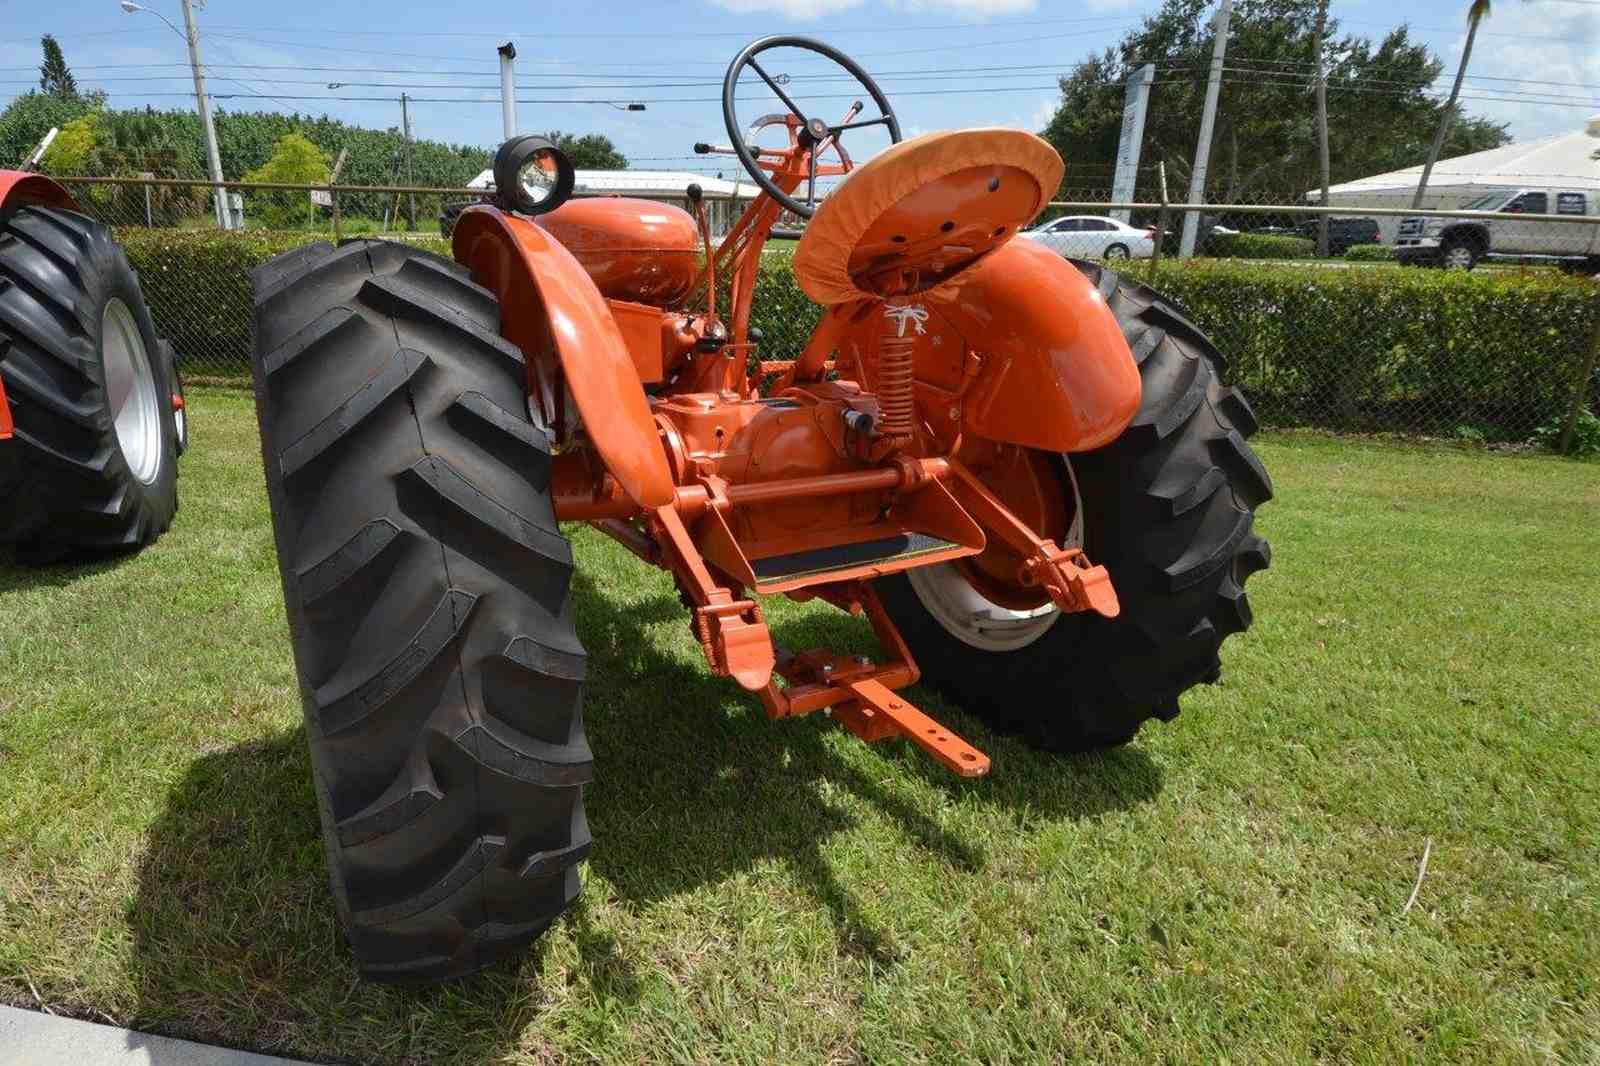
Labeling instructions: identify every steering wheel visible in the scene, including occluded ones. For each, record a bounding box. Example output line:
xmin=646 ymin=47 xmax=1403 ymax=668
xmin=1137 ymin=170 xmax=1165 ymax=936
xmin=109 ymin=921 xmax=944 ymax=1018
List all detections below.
xmin=721 ymin=36 xmax=901 ymax=219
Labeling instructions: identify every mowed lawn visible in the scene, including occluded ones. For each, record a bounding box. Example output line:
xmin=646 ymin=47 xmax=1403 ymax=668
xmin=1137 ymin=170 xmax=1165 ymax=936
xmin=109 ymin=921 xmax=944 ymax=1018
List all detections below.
xmin=1 ymin=388 xmax=1597 ymax=1065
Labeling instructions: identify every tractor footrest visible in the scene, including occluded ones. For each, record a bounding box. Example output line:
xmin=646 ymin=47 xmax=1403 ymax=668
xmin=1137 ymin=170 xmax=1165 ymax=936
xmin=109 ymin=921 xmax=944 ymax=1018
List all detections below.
xmin=837 ymin=678 xmax=990 ymax=777
xmin=750 ymin=533 xmax=959 ymax=590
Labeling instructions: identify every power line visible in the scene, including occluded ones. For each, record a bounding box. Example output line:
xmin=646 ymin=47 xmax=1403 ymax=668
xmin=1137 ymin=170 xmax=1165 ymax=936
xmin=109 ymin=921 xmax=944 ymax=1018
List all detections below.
xmin=57 ymin=77 xmax=1598 ymax=111
xmin=193 ymin=13 xmax=1143 ymax=39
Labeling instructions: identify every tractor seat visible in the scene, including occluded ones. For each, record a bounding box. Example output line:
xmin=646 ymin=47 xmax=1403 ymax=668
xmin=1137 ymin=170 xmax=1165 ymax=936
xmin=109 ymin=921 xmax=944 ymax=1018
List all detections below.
xmin=793 ymin=128 xmax=1064 ymax=306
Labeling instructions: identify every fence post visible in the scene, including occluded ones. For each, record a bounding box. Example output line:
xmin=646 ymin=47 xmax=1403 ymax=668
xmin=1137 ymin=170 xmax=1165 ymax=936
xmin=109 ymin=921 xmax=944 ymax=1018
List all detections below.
xmin=328 ymin=148 xmax=348 ymax=244
xmin=1147 ymin=161 xmax=1169 ymax=284
xmin=1558 ymin=301 xmax=1600 ymax=455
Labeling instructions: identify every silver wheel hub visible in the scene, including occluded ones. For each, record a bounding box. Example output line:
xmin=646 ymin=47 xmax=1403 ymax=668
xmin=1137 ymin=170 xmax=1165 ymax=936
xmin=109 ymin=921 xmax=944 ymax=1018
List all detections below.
xmin=1443 ymin=246 xmax=1473 ymax=269
xmin=102 ymin=297 xmax=162 ymax=484
xmin=906 ymin=457 xmax=1085 ymax=651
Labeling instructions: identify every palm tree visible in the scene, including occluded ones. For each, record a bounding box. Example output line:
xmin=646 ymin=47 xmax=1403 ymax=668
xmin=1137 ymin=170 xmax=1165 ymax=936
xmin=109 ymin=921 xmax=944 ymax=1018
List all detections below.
xmin=1412 ymin=0 xmax=1493 ymax=209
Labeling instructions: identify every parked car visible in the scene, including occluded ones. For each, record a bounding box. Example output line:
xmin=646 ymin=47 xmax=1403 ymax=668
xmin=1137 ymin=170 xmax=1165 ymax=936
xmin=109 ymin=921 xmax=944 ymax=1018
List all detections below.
xmin=1396 ymin=187 xmax=1600 ymax=271
xmin=1022 ymin=215 xmax=1156 ymax=260
xmin=1296 ymin=216 xmax=1380 ymax=255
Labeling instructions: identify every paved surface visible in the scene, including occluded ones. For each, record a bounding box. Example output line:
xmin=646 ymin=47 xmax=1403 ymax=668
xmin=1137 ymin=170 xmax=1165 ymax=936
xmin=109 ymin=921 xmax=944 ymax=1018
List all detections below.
xmin=0 ymin=1006 xmax=318 ymax=1065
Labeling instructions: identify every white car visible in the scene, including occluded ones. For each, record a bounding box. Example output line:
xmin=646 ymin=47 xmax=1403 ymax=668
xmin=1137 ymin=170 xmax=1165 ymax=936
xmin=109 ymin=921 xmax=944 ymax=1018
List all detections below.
xmin=1021 ymin=215 xmax=1157 ymax=260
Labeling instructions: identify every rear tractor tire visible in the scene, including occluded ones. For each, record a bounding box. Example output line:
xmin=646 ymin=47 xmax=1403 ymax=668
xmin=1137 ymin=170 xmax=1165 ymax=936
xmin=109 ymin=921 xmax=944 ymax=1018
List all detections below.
xmin=0 ymin=205 xmax=180 ymax=562
xmin=879 ymin=261 xmax=1272 ymax=753
xmin=251 ymin=239 xmax=591 ymax=981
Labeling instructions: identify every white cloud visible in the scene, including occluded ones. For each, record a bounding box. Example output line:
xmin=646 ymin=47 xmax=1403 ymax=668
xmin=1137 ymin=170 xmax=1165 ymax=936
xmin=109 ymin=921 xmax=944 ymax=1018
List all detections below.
xmin=1434 ymin=4 xmax=1600 ymax=143
xmin=710 ymin=0 xmax=867 ymax=18
xmin=894 ymin=0 xmax=1039 ymax=13
xmin=708 ymin=0 xmax=1041 ymax=19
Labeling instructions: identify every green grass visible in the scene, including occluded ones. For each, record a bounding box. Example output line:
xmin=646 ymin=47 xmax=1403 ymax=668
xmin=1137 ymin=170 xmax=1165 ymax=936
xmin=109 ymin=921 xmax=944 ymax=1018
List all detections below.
xmin=2 ymin=389 xmax=1597 ymax=1064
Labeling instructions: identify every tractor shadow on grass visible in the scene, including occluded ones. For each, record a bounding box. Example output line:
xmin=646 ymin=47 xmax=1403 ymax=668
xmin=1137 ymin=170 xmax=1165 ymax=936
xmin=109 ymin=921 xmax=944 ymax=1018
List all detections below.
xmin=0 ymin=547 xmax=141 ymax=592
xmin=125 ymin=728 xmax=606 ymax=1065
xmin=572 ymin=573 xmax=1164 ymax=967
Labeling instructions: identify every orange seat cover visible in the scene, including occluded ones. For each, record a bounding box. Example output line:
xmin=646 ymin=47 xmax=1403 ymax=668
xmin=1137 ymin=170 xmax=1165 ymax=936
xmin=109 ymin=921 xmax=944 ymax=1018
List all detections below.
xmin=793 ymin=129 xmax=1063 ymax=306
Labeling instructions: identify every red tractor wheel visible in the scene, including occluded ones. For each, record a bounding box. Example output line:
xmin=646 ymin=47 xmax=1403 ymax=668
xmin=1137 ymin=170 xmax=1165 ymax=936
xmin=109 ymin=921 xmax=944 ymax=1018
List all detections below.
xmin=878 ymin=263 xmax=1272 ymax=752
xmin=0 ymin=206 xmax=181 ymax=561
xmin=251 ymin=240 xmax=591 ymax=981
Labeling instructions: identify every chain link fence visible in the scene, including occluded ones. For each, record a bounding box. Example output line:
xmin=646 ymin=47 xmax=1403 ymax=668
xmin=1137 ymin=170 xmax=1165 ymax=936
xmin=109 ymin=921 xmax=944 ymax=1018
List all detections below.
xmin=48 ymin=174 xmax=1600 ymax=452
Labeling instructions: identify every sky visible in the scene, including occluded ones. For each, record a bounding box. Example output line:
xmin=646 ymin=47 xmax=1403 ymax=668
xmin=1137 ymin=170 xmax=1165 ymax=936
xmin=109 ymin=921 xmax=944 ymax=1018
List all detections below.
xmin=4 ymin=0 xmax=1596 ymax=180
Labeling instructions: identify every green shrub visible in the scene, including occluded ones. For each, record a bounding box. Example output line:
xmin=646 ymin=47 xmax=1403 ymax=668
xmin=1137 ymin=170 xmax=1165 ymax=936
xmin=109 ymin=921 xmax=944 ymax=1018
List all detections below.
xmin=1208 ymin=232 xmax=1317 ymax=260
xmin=1344 ymin=243 xmax=1396 ymax=262
xmin=1140 ymin=259 xmax=1597 ymax=436
xmin=115 ymin=229 xmax=446 ymax=377
xmin=1533 ymin=409 xmax=1600 ymax=458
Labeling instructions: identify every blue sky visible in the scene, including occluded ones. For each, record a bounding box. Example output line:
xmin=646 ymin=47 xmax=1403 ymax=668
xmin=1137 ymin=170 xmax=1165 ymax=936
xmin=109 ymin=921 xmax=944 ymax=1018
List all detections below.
xmin=4 ymin=0 xmax=1596 ymax=177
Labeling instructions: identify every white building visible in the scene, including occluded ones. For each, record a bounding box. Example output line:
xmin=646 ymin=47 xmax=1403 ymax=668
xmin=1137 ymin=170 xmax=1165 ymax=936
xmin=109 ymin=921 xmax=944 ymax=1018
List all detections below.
xmin=467 ymin=168 xmax=759 ymax=235
xmin=1304 ymin=129 xmax=1600 ymax=242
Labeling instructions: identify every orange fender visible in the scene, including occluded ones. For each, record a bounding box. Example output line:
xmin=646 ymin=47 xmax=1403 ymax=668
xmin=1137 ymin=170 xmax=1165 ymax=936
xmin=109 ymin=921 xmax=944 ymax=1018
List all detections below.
xmin=452 ymin=204 xmax=674 ymax=509
xmin=0 ymin=170 xmax=79 ymax=214
xmin=932 ymin=238 xmax=1140 ymax=453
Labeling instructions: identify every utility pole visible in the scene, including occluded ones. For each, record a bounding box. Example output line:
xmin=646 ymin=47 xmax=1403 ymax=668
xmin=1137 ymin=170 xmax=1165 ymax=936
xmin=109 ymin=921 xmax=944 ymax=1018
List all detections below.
xmin=180 ymin=0 xmax=231 ymax=230
xmin=498 ymin=42 xmax=517 ymax=140
xmin=1312 ymin=0 xmax=1331 ymax=257
xmin=400 ymin=92 xmax=416 ymax=229
xmin=1179 ymin=0 xmax=1232 ymax=258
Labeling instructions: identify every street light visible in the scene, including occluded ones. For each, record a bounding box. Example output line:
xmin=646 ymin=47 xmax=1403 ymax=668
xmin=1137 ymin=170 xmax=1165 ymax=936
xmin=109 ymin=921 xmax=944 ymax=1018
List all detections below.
xmin=120 ymin=0 xmax=232 ymax=229
xmin=609 ymin=102 xmax=647 ymax=112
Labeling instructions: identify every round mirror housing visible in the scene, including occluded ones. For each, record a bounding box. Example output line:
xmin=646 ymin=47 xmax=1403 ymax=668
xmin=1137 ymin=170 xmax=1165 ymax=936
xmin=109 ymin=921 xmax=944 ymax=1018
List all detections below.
xmin=492 ymin=135 xmax=575 ymax=217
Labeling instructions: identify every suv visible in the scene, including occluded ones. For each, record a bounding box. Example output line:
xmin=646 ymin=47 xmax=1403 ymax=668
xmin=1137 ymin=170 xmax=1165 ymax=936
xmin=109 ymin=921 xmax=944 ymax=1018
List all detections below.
xmin=1396 ymin=187 xmax=1600 ymax=271
xmin=1297 ymin=216 xmax=1380 ymax=256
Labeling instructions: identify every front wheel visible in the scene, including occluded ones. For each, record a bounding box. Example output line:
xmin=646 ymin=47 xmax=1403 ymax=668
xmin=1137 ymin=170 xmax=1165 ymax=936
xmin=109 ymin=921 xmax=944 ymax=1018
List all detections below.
xmin=251 ymin=239 xmax=591 ymax=981
xmin=878 ymin=262 xmax=1272 ymax=752
xmin=1439 ymin=238 xmax=1478 ymax=270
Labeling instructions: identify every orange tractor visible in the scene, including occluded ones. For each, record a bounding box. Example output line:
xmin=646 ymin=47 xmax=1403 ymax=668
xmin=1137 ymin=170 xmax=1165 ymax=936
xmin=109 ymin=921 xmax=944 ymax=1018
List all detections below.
xmin=251 ymin=37 xmax=1272 ymax=981
xmin=0 ymin=172 xmax=186 ymax=562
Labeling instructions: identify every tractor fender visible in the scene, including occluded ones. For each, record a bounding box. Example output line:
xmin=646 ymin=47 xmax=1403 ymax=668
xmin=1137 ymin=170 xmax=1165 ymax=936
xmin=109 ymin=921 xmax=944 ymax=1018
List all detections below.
xmin=0 ymin=170 xmax=79 ymax=214
xmin=930 ymin=238 xmax=1141 ymax=453
xmin=452 ymin=204 xmax=674 ymax=509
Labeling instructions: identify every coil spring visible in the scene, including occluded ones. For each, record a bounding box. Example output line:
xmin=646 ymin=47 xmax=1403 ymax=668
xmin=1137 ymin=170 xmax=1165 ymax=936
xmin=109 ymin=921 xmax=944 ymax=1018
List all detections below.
xmin=877 ymin=335 xmax=916 ymax=439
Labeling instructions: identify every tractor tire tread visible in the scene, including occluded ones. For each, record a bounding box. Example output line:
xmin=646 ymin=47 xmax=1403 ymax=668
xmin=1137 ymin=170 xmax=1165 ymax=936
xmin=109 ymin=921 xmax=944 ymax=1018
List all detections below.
xmin=251 ymin=237 xmax=590 ymax=983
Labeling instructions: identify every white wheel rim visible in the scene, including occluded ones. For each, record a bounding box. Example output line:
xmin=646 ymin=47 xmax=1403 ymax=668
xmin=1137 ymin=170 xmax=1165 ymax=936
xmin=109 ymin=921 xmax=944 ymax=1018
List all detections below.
xmin=1444 ymin=247 xmax=1473 ymax=269
xmin=906 ymin=457 xmax=1085 ymax=651
xmin=102 ymin=297 xmax=162 ymax=484
xmin=1106 ymin=245 xmax=1129 ymax=259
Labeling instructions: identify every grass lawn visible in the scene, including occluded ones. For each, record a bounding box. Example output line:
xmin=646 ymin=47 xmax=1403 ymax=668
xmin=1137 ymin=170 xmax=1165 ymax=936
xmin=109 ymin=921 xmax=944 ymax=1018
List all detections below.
xmin=2 ymin=388 xmax=1597 ymax=1064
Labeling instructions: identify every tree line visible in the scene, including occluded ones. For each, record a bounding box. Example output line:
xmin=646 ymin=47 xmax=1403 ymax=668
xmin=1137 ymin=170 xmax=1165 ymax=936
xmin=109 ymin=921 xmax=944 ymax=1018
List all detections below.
xmin=1 ymin=35 xmax=629 ymax=190
xmin=1038 ymin=0 xmax=1512 ymax=203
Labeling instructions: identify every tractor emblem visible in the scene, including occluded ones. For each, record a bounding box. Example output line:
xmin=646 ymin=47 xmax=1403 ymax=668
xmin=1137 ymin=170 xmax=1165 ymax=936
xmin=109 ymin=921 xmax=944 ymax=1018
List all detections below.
xmin=884 ymin=303 xmax=929 ymax=338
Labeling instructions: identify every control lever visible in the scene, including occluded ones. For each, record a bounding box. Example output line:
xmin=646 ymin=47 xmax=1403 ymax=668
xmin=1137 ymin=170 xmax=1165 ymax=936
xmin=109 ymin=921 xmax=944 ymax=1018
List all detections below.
xmin=685 ymin=183 xmax=719 ymax=330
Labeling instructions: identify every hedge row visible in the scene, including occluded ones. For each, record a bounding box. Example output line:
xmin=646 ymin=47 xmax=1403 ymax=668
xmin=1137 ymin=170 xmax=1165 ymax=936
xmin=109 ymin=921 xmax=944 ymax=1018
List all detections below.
xmin=116 ymin=229 xmax=448 ymax=378
xmin=1344 ymin=243 xmax=1397 ymax=262
xmin=117 ymin=229 xmax=1597 ymax=438
xmin=1139 ymin=259 xmax=1597 ymax=436
xmin=744 ymin=256 xmax=1597 ymax=437
xmin=1208 ymin=232 xmax=1318 ymax=260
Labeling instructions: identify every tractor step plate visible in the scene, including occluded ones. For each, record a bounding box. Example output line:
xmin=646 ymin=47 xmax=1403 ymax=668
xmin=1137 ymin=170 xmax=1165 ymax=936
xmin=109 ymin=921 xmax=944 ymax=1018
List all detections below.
xmin=750 ymin=532 xmax=957 ymax=586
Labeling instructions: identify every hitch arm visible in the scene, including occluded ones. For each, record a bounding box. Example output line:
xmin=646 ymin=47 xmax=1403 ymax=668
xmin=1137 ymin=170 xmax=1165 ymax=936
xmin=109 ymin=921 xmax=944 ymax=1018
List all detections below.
xmin=946 ymin=459 xmax=1120 ymax=618
xmin=650 ymin=505 xmax=775 ymax=690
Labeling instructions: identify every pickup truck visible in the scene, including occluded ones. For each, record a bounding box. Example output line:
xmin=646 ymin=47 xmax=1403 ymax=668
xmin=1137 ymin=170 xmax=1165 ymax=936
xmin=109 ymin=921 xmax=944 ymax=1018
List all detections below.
xmin=1395 ymin=187 xmax=1600 ymax=271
